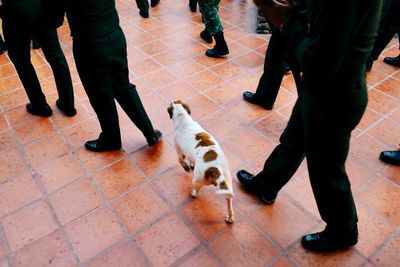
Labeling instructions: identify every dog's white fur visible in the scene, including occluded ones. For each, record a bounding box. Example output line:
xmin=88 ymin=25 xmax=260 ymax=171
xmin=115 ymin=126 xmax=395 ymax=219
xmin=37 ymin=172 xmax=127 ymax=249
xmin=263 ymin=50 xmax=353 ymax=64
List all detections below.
xmin=168 ymin=100 xmax=234 ymax=223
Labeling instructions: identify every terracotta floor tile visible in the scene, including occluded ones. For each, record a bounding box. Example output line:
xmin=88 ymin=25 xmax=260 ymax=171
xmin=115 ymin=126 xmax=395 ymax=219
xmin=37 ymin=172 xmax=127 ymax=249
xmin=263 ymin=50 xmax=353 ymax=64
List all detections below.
xmin=0 ymin=63 xmax=16 ymax=78
xmin=130 ymin=142 xmax=177 ymax=177
xmin=223 ymin=129 xmax=275 ymax=163
xmin=124 ymin=26 xmax=156 ymax=46
xmin=0 ymin=75 xmax=23 ymax=94
xmin=272 ymin=257 xmax=296 ymax=267
xmin=111 ymin=184 xmax=170 ymax=233
xmin=139 ymin=40 xmax=170 ymax=56
xmin=152 ymin=49 xmax=187 ymax=67
xmin=233 ymin=52 xmax=265 ymax=69
xmin=367 ymin=89 xmax=399 ymax=115
xmin=4 ymin=105 xmax=36 ymax=127
xmin=24 ymin=134 xmax=69 ymax=168
xmin=371 ymin=234 xmax=400 ymax=267
xmin=355 ymin=205 xmax=395 ymax=257
xmin=168 ymin=60 xmax=205 ymax=78
xmin=383 ymin=165 xmax=400 ymax=185
xmin=0 ymin=259 xmax=9 ymax=267
xmin=254 ymin=113 xmax=288 ymax=145
xmin=11 ymin=231 xmax=77 ymax=267
xmin=136 ymin=214 xmax=200 ymax=267
xmin=194 ymin=54 xmax=228 ymax=69
xmin=36 ymin=154 xmax=85 ymax=193
xmin=0 ymin=89 xmax=29 ymax=111
xmin=64 ymin=207 xmax=125 ymax=262
xmin=184 ymin=94 xmax=220 ymax=121
xmin=211 ymin=61 xmax=249 ymax=80
xmin=236 ymin=35 xmax=266 ymax=50
xmin=349 ymin=134 xmax=388 ymax=171
xmin=209 ymin=220 xmax=279 ymax=267
xmin=1 ymin=201 xmax=58 ymax=252
xmin=288 ymin=242 xmax=364 ymax=266
xmin=204 ymin=83 xmax=242 ymax=106
xmin=226 ymin=98 xmax=271 ymax=123
xmin=75 ymin=148 xmax=124 ymax=173
xmin=372 ymin=59 xmax=400 ymax=75
xmin=92 ymin=159 xmax=145 ymax=200
xmin=251 ymin=196 xmax=318 ymax=248
xmin=142 ymin=69 xmax=178 ymax=90
xmin=86 ymin=241 xmax=149 ymax=267
xmin=157 ymin=81 xmax=199 ymax=103
xmin=367 ymin=118 xmax=400 ymax=147
xmin=225 ymin=42 xmax=251 ymax=57
xmin=51 ymin=102 xmax=92 ymax=131
xmin=0 ymin=149 xmax=29 ymax=183
xmin=0 ymin=172 xmax=42 ymax=217
xmin=0 ymin=114 xmax=7 ymax=131
xmin=49 ymin=179 xmax=103 ymax=225
xmin=186 ymin=70 xmax=224 ymax=91
xmin=0 ymin=130 xmax=17 ymax=155
xmin=130 ymin=58 xmax=163 ymax=78
xmin=357 ymin=108 xmax=382 ymax=131
xmin=366 ymin=69 xmax=389 ymax=86
xmin=357 ymin=176 xmax=400 ymax=226
xmin=62 ymin=119 xmax=101 ymax=149
xmin=201 ymin=109 xmax=245 ymax=142
xmin=176 ymin=247 xmax=220 ymax=267
xmin=153 ymin=166 xmax=193 ymax=207
xmin=13 ymin=118 xmax=55 ymax=145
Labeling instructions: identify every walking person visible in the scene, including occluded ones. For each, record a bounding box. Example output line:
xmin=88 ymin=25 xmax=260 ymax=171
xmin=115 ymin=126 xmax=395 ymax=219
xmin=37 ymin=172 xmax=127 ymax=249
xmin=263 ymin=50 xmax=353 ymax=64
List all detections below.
xmin=62 ymin=0 xmax=162 ymax=151
xmin=237 ymin=0 xmax=382 ymax=252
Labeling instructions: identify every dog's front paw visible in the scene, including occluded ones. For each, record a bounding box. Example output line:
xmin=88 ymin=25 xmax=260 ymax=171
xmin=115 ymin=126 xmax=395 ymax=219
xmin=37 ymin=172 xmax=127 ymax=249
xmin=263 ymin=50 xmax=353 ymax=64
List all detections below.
xmin=191 ymin=189 xmax=199 ymax=198
xmin=225 ymin=215 xmax=235 ymax=224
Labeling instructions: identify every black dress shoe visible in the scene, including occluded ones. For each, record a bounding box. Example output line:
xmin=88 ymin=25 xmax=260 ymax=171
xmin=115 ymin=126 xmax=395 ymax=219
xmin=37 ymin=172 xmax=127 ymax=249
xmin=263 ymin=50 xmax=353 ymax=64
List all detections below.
xmin=205 ymin=46 xmax=229 ymax=58
xmin=243 ymin=91 xmax=274 ymax=110
xmin=56 ymin=100 xmax=77 ymax=117
xmin=146 ymin=129 xmax=162 ymax=146
xmin=85 ymin=136 xmax=121 ymax=152
xmin=189 ymin=0 xmax=197 ymax=12
xmin=150 ymin=0 xmax=160 ymax=7
xmin=200 ymin=29 xmax=212 ymax=44
xmin=379 ymin=150 xmax=400 ymax=166
xmin=301 ymin=230 xmax=358 ymax=253
xmin=236 ymin=170 xmax=277 ymax=204
xmin=139 ymin=10 xmax=149 ymax=18
xmin=383 ymin=55 xmax=400 ymax=67
xmin=26 ymin=103 xmax=53 ymax=117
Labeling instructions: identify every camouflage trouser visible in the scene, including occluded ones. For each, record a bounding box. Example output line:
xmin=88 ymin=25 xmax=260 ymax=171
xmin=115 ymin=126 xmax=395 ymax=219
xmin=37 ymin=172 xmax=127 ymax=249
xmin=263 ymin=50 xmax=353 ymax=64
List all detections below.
xmin=197 ymin=0 xmax=223 ymax=35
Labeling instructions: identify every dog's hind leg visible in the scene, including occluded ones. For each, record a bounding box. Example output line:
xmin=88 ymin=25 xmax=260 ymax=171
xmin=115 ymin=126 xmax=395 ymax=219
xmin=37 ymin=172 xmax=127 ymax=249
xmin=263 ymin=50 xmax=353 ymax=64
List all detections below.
xmin=191 ymin=179 xmax=203 ymax=198
xmin=225 ymin=195 xmax=234 ymax=224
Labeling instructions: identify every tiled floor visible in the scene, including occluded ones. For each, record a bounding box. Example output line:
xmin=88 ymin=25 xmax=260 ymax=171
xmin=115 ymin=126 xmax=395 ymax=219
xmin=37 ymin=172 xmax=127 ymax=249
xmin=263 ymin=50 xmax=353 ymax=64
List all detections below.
xmin=0 ymin=0 xmax=400 ymax=266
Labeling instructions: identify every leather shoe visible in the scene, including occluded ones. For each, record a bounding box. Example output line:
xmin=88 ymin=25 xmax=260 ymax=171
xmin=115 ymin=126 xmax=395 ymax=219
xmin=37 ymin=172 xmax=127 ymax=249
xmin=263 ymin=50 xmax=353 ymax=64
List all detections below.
xmin=205 ymin=46 xmax=229 ymax=58
xmin=383 ymin=55 xmax=400 ymax=67
xmin=243 ymin=91 xmax=274 ymax=110
xmin=236 ymin=170 xmax=277 ymax=204
xmin=200 ymin=29 xmax=212 ymax=44
xmin=150 ymin=0 xmax=160 ymax=7
xmin=146 ymin=129 xmax=162 ymax=146
xmin=301 ymin=230 xmax=358 ymax=253
xmin=26 ymin=103 xmax=53 ymax=117
xmin=379 ymin=149 xmax=400 ymax=166
xmin=85 ymin=133 xmax=121 ymax=152
xmin=56 ymin=100 xmax=77 ymax=117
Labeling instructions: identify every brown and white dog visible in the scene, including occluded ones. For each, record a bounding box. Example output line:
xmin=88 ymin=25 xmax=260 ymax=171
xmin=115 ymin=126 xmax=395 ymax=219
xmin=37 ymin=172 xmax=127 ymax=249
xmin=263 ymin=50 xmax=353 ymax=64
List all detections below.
xmin=167 ymin=100 xmax=234 ymax=223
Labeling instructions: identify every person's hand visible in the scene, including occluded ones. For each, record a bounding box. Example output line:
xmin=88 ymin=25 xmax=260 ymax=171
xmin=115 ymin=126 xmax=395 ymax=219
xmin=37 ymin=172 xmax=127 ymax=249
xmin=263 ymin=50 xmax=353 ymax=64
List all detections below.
xmin=253 ymin=0 xmax=295 ymax=28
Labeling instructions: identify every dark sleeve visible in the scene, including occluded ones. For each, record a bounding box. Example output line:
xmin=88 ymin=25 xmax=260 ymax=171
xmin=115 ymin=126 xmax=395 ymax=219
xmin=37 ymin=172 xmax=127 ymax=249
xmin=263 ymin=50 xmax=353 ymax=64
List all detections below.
xmin=282 ymin=0 xmax=378 ymax=81
xmin=41 ymin=0 xmax=66 ymax=28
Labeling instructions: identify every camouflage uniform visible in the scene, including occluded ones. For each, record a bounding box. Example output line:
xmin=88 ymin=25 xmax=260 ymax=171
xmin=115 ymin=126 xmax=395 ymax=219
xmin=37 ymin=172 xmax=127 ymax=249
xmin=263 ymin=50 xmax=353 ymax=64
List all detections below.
xmin=197 ymin=0 xmax=223 ymax=35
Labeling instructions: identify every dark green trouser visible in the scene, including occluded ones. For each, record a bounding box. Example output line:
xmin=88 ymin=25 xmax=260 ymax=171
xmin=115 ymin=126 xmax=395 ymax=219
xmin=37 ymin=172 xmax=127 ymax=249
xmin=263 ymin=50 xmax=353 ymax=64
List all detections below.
xmin=72 ymin=27 xmax=155 ymax=145
xmin=197 ymin=0 xmax=223 ymax=35
xmin=2 ymin=1 xmax=74 ymax=108
xmin=253 ymin=77 xmax=368 ymax=235
xmin=135 ymin=0 xmax=149 ymax=12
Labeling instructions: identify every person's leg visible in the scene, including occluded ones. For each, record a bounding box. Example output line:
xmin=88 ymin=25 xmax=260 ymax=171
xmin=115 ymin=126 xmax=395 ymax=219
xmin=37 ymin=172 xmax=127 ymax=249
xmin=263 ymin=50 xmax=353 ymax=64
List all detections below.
xmin=189 ymin=0 xmax=197 ymax=12
xmin=0 ymin=34 xmax=7 ymax=54
xmin=2 ymin=14 xmax=51 ymax=116
xmin=36 ymin=26 xmax=76 ymax=116
xmin=73 ymin=40 xmax=121 ymax=150
xmin=135 ymin=0 xmax=149 ymax=18
xmin=107 ymin=28 xmax=161 ymax=145
xmin=301 ymin=79 xmax=368 ymax=252
xmin=198 ymin=0 xmax=228 ymax=58
xmin=237 ymin=94 xmax=306 ymax=202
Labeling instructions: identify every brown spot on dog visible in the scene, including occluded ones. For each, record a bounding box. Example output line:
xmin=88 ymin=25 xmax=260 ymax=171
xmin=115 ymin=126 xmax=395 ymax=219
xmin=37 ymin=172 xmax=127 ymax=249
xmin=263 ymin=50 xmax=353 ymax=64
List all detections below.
xmin=195 ymin=132 xmax=215 ymax=148
xmin=203 ymin=150 xmax=218 ymax=162
xmin=167 ymin=104 xmax=174 ymax=119
xmin=219 ymin=180 xmax=228 ymax=190
xmin=173 ymin=100 xmax=191 ymax=115
xmin=204 ymin=167 xmax=220 ymax=186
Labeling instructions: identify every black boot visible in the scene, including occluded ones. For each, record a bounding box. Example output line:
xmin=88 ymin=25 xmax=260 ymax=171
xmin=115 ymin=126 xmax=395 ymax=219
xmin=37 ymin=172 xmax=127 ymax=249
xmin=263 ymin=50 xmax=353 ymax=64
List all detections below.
xmin=150 ymin=0 xmax=160 ymax=7
xmin=206 ymin=31 xmax=229 ymax=58
xmin=189 ymin=0 xmax=197 ymax=12
xmin=200 ymin=28 xmax=212 ymax=44
xmin=0 ymin=35 xmax=6 ymax=55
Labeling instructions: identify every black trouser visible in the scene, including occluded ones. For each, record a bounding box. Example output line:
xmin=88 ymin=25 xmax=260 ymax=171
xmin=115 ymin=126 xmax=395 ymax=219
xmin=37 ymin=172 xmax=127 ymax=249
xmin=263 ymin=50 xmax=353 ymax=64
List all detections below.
xmin=252 ymin=77 xmax=368 ymax=235
xmin=135 ymin=0 xmax=149 ymax=12
xmin=72 ymin=27 xmax=155 ymax=145
xmin=370 ymin=0 xmax=400 ymax=59
xmin=254 ymin=28 xmax=302 ymax=106
xmin=2 ymin=3 xmax=74 ymax=108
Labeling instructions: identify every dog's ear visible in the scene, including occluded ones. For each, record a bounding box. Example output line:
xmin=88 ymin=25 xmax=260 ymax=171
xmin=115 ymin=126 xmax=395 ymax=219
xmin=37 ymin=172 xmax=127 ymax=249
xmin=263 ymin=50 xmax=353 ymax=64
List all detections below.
xmin=182 ymin=103 xmax=191 ymax=115
xmin=167 ymin=104 xmax=174 ymax=119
